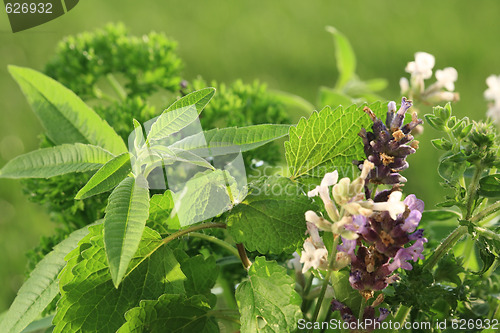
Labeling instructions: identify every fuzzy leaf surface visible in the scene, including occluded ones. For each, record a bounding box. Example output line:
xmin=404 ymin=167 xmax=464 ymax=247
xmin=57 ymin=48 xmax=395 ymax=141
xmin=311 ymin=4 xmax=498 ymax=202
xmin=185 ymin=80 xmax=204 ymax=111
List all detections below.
xmin=235 ymin=257 xmax=302 ymax=333
xmin=170 ymin=124 xmax=290 ymax=157
xmin=0 ymin=225 xmax=92 ymax=333
xmin=0 ymin=143 xmax=113 ymax=179
xmin=8 ymin=65 xmax=126 ymax=155
xmin=104 ymin=175 xmax=150 ymax=287
xmin=53 ymin=225 xmax=186 ymax=333
xmin=117 ymin=294 xmax=218 ymax=333
xmin=147 ymin=88 xmax=215 ymax=142
xmin=285 ymin=102 xmax=385 ymax=183
xmin=75 ymin=152 xmax=132 ymax=199
xmin=226 ymin=176 xmax=312 ymax=254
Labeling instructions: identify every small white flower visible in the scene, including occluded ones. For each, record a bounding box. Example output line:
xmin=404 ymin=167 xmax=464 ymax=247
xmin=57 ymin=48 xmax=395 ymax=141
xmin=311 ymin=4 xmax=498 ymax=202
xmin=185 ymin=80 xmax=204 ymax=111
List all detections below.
xmin=405 ymin=52 xmax=435 ymax=80
xmin=435 ymin=67 xmax=458 ymax=91
xmin=305 ymin=210 xmax=332 ymax=231
xmin=308 ymin=170 xmax=340 ymax=221
xmin=299 ymin=240 xmax=328 ymax=273
xmin=372 ymin=191 xmax=406 ymax=220
xmin=399 ymin=77 xmax=410 ymax=94
xmin=287 ymin=252 xmax=302 ymax=274
xmin=484 ymin=75 xmax=500 ymax=101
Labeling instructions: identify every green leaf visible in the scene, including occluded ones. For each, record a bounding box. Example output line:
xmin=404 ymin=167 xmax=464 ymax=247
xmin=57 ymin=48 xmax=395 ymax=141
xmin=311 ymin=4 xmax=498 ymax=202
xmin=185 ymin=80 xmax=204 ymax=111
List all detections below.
xmin=318 ymin=87 xmax=353 ymax=108
xmin=176 ymin=254 xmax=219 ymax=306
xmin=147 ymin=191 xmax=180 ymax=233
xmin=421 ymin=210 xmax=461 ymax=222
xmin=19 ymin=315 xmax=54 ymax=333
xmin=285 ymin=102 xmax=385 ymax=182
xmin=326 ymin=26 xmax=356 ymax=89
xmin=147 ymin=88 xmax=215 ymax=142
xmin=170 ymin=124 xmax=290 ymax=157
xmin=104 ymin=175 xmax=151 ymax=287
xmin=475 ymin=237 xmax=497 ymax=275
xmin=0 ymin=143 xmax=113 ymax=179
xmin=75 ymin=152 xmax=132 ymax=199
xmin=270 ymin=89 xmax=315 ymax=121
xmin=478 ymin=174 xmax=500 ymax=198
xmin=117 ymin=294 xmax=219 ymax=333
xmin=364 ymin=78 xmax=389 ymax=92
xmin=331 ymin=270 xmax=362 ymax=315
xmin=236 ymin=257 xmax=302 ymax=333
xmin=8 ymin=65 xmax=126 ymax=155
xmin=226 ymin=176 xmax=313 ymax=254
xmin=53 ymin=225 xmax=186 ymax=333
xmin=0 ymin=224 xmax=93 ymax=333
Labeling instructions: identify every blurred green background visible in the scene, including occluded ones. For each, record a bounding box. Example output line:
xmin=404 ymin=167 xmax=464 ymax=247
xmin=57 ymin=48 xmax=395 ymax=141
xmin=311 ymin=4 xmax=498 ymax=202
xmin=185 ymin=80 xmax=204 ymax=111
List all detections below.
xmin=1 ymin=0 xmax=499 ymax=312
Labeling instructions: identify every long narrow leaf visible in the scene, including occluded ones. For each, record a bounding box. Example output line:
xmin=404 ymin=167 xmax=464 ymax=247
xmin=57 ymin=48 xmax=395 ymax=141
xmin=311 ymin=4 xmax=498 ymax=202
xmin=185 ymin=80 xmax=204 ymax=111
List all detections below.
xmin=146 ymin=88 xmax=215 ymax=142
xmin=75 ymin=152 xmax=132 ymax=200
xmin=0 ymin=143 xmax=113 ymax=179
xmin=326 ymin=26 xmax=356 ymax=89
xmin=104 ymin=175 xmax=150 ymax=287
xmin=170 ymin=124 xmax=290 ymax=157
xmin=8 ymin=66 xmax=127 ymax=155
xmin=0 ymin=225 xmax=95 ymax=333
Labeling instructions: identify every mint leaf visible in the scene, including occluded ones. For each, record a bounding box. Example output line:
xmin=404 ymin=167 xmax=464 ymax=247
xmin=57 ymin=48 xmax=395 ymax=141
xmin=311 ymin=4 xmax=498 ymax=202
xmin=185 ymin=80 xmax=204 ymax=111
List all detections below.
xmin=117 ymin=294 xmax=218 ymax=333
xmin=53 ymin=225 xmax=186 ymax=333
xmin=285 ymin=102 xmax=385 ymax=182
xmin=236 ymin=257 xmax=302 ymax=333
xmin=75 ymin=152 xmax=132 ymax=200
xmin=147 ymin=191 xmax=180 ymax=233
xmin=0 ymin=225 xmax=93 ymax=333
xmin=8 ymin=66 xmax=126 ymax=155
xmin=104 ymin=175 xmax=150 ymax=287
xmin=226 ymin=176 xmax=313 ymax=254
xmin=0 ymin=143 xmax=113 ymax=179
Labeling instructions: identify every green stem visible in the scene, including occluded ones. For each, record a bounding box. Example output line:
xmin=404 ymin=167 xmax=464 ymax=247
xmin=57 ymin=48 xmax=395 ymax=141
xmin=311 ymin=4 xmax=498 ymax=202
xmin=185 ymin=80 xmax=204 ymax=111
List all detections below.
xmin=464 ymin=166 xmax=484 ymax=220
xmin=423 ymin=226 xmax=468 ymax=270
xmin=476 ymin=227 xmax=500 ymax=242
xmin=308 ymin=236 xmax=339 ymax=332
xmin=236 ymin=243 xmax=252 ymax=269
xmin=471 ymin=200 xmax=500 ymax=224
xmin=189 ymin=232 xmax=240 ymax=258
xmin=162 ymin=222 xmax=227 ymax=245
xmin=301 ymin=274 xmax=315 ymax=314
xmin=358 ymin=296 xmax=367 ymax=321
xmin=106 ymin=73 xmax=127 ymax=101
xmin=392 ymin=305 xmax=411 ymax=332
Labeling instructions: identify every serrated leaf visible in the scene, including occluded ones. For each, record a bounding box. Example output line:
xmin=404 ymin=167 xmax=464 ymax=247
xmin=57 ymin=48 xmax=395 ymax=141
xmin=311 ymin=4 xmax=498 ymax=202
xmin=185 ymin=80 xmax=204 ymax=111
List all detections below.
xmin=170 ymin=124 xmax=290 ymax=157
xmin=75 ymin=152 xmax=132 ymax=199
xmin=326 ymin=26 xmax=356 ymax=89
xmin=104 ymin=175 xmax=150 ymax=287
xmin=0 ymin=143 xmax=113 ymax=179
xmin=117 ymin=294 xmax=219 ymax=333
xmin=226 ymin=176 xmax=313 ymax=254
xmin=8 ymin=66 xmax=126 ymax=155
xmin=147 ymin=88 xmax=215 ymax=142
xmin=147 ymin=191 xmax=180 ymax=233
xmin=476 ymin=237 xmax=496 ymax=275
xmin=478 ymin=174 xmax=500 ymax=198
xmin=236 ymin=257 xmax=302 ymax=333
xmin=177 ymin=254 xmax=219 ymax=306
xmin=53 ymin=225 xmax=186 ymax=333
xmin=285 ymin=102 xmax=385 ymax=182
xmin=0 ymin=224 xmax=93 ymax=333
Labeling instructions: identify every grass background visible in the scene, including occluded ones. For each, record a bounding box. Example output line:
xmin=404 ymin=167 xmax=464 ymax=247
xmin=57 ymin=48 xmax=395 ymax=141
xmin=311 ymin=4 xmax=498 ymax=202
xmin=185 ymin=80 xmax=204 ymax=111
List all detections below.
xmin=1 ymin=0 xmax=499 ymax=311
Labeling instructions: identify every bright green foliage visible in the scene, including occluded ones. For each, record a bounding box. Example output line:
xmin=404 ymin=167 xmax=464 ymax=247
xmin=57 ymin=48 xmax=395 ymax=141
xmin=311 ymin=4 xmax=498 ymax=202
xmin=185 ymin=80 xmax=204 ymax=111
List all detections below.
xmin=171 ymin=124 xmax=291 ymax=157
xmin=0 ymin=143 xmax=113 ymax=179
xmin=103 ymin=175 xmax=150 ymax=287
xmin=146 ymin=191 xmax=179 ymax=233
xmin=75 ymin=152 xmax=132 ymax=200
xmin=0 ymin=225 xmax=93 ymax=333
xmin=236 ymin=257 xmax=302 ymax=333
xmin=53 ymin=225 xmax=186 ymax=333
xmin=147 ymin=88 xmax=216 ymax=143
xmin=285 ymin=102 xmax=385 ymax=183
xmin=8 ymin=66 xmax=127 ymax=155
xmin=189 ymin=78 xmax=290 ymax=165
xmin=226 ymin=176 xmax=313 ymax=254
xmin=326 ymin=26 xmax=356 ymax=90
xmin=44 ymin=23 xmax=183 ymax=99
xmin=117 ymin=294 xmax=219 ymax=333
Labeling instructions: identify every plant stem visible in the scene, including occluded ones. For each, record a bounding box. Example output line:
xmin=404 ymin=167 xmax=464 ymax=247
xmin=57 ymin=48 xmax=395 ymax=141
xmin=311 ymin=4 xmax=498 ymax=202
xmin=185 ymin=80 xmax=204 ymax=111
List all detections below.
xmin=162 ymin=222 xmax=227 ymax=246
xmin=301 ymin=274 xmax=315 ymax=314
xmin=308 ymin=236 xmax=339 ymax=332
xmin=471 ymin=200 xmax=500 ymax=224
xmin=476 ymin=227 xmax=500 ymax=242
xmin=358 ymin=296 xmax=367 ymax=321
xmin=236 ymin=243 xmax=252 ymax=269
xmin=392 ymin=305 xmax=411 ymax=332
xmin=189 ymin=232 xmax=240 ymax=258
xmin=464 ymin=165 xmax=484 ymax=220
xmin=423 ymin=226 xmax=468 ymax=270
